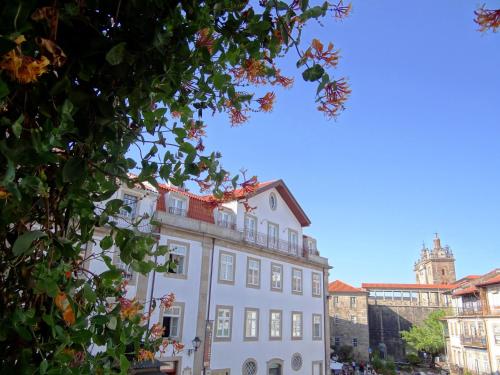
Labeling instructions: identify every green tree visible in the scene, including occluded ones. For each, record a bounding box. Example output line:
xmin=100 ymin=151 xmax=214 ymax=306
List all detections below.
xmin=401 ymin=310 xmax=447 ymax=367
xmin=0 ymin=0 xmax=350 ymax=373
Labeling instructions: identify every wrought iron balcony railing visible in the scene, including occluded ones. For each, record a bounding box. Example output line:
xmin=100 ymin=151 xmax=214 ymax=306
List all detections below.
xmin=168 ymin=206 xmax=187 ymax=217
xmin=216 ymin=220 xmax=237 ymax=230
xmin=460 ymin=335 xmax=487 ymax=348
xmin=454 ymin=304 xmax=483 ymax=316
xmin=241 ymin=229 xmax=303 ymax=257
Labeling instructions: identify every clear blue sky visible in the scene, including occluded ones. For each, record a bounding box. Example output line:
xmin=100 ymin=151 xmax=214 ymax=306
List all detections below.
xmin=142 ymin=1 xmax=500 ymax=286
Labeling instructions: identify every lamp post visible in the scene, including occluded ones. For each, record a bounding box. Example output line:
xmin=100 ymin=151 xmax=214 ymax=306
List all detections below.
xmin=188 ymin=336 xmax=201 ymax=356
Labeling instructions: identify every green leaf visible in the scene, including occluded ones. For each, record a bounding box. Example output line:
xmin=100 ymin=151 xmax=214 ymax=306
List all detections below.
xmin=106 ymin=42 xmax=127 ymax=65
xmin=120 ymin=354 xmax=130 ymax=374
xmin=63 ymin=158 xmax=85 ymax=183
xmin=40 ymin=359 xmax=48 ymax=375
xmin=100 ymin=236 xmax=113 ymax=250
xmin=11 ymin=114 xmax=24 ymax=138
xmin=100 ymin=269 xmax=122 ymax=281
xmin=0 ymin=79 xmax=9 ymax=99
xmin=13 ymin=231 xmax=47 ymax=256
xmin=83 ymin=283 xmax=97 ymax=303
xmin=302 ymin=64 xmax=325 ymax=82
xmin=107 ymin=316 xmax=117 ymax=330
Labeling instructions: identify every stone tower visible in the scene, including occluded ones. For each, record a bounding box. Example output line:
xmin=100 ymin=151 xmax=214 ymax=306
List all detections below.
xmin=414 ymin=234 xmax=456 ymax=284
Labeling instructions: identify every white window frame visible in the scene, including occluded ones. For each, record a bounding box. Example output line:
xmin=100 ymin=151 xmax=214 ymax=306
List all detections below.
xmin=165 ymin=240 xmax=189 ymax=279
xmin=216 ymin=209 xmax=235 ymax=229
xmin=292 ymin=268 xmax=303 ymax=295
xmin=244 ymin=308 xmax=259 ymax=341
xmin=291 ymin=311 xmax=303 ymax=340
xmin=269 ymin=310 xmax=282 ymax=340
xmin=267 ymin=222 xmax=279 ymax=249
xmin=161 ymin=302 xmax=184 ymax=341
xmin=244 ymin=214 xmax=257 ymax=242
xmin=312 ymin=314 xmax=322 ymax=340
xmin=246 ymin=257 xmax=260 ymax=289
xmin=218 ymin=250 xmax=235 ymax=285
xmin=288 ymin=229 xmax=299 ymax=255
xmin=167 ymin=193 xmax=188 ymax=216
xmin=270 ymin=263 xmax=283 ymax=292
xmin=214 ymin=305 xmax=233 ymax=342
xmin=120 ymin=193 xmax=139 ymax=218
xmin=312 ymin=272 xmax=322 ymax=297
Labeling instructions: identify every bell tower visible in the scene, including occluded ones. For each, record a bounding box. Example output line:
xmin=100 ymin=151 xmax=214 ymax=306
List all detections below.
xmin=414 ymin=234 xmax=456 ymax=284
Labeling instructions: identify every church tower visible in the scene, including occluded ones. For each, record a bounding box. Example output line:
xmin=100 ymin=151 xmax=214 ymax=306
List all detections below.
xmin=414 ymin=234 xmax=456 ymax=284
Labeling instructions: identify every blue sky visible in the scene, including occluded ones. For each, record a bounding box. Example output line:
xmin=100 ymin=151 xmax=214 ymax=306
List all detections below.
xmin=201 ymin=0 xmax=500 ymax=286
xmin=138 ymin=1 xmax=500 ymax=286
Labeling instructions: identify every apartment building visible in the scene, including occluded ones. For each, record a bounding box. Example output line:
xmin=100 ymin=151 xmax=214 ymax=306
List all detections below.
xmin=444 ymin=269 xmax=500 ymax=375
xmin=86 ymin=179 xmax=330 ymax=375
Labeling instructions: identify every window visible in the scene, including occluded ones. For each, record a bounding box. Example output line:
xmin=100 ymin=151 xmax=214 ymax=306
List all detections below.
xmin=166 ymin=241 xmax=189 ymax=277
xmin=120 ymin=194 xmax=138 ymax=218
xmin=291 ymin=312 xmax=303 ymax=340
xmin=246 ymin=257 xmax=260 ymax=288
xmin=217 ymin=210 xmax=235 ymax=229
xmin=292 ymin=268 xmax=303 ymax=294
xmin=312 ymin=314 xmax=322 ymax=340
xmin=244 ymin=215 xmax=257 ymax=242
xmin=113 ymin=248 xmax=136 ymax=285
xmin=242 ymin=359 xmax=257 ymax=375
xmin=215 ymin=306 xmax=233 ymax=341
xmin=494 ymin=325 xmax=500 ymax=345
xmin=168 ymin=195 xmax=187 ymax=216
xmin=351 ymin=315 xmax=357 ymax=324
xmin=291 ymin=353 xmax=303 ymax=371
xmin=312 ymin=272 xmax=322 ymax=297
xmin=269 ymin=310 xmax=282 ymax=339
xmin=267 ymin=222 xmax=279 ymax=249
xmin=162 ymin=303 xmax=184 ymax=340
xmin=333 ymin=296 xmax=339 ymax=305
xmin=352 ymin=338 xmax=358 ymax=347
xmin=218 ymin=251 xmax=235 ymax=284
xmin=334 ymin=315 xmax=339 ymax=325
xmin=288 ymin=229 xmax=299 ymax=254
xmin=350 ymin=296 xmax=357 ymax=307
xmin=334 ymin=337 xmax=340 ymax=346
xmin=270 ymin=263 xmax=283 ymax=291
xmin=269 ymin=192 xmax=277 ymax=210
xmin=244 ymin=308 xmax=259 ymax=340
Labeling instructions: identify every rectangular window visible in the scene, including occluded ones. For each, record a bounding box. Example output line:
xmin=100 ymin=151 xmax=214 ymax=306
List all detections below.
xmin=351 ymin=315 xmax=357 ymax=324
xmin=292 ymin=268 xmax=303 ymax=294
xmin=215 ymin=306 xmax=233 ymax=341
xmin=120 ymin=194 xmax=138 ymax=218
xmin=312 ymin=272 xmax=321 ymax=297
xmin=168 ymin=195 xmax=187 ymax=216
xmin=218 ymin=251 xmax=235 ymax=284
xmin=269 ymin=310 xmax=282 ymax=340
xmin=350 ymin=296 xmax=357 ymax=307
xmin=333 ymin=296 xmax=339 ymax=305
xmin=244 ymin=308 xmax=259 ymax=340
xmin=288 ymin=229 xmax=299 ymax=255
xmin=312 ymin=314 xmax=322 ymax=340
xmin=352 ymin=338 xmax=358 ymax=347
xmin=334 ymin=315 xmax=339 ymax=325
xmin=113 ymin=248 xmax=136 ymax=285
xmin=162 ymin=303 xmax=183 ymax=340
xmin=334 ymin=337 xmax=340 ymax=346
xmin=494 ymin=325 xmax=500 ymax=345
xmin=166 ymin=241 xmax=189 ymax=277
xmin=246 ymin=257 xmax=260 ymax=288
xmin=291 ymin=312 xmax=303 ymax=339
xmin=267 ymin=222 xmax=279 ymax=249
xmin=244 ymin=215 xmax=257 ymax=242
xmin=402 ymin=291 xmax=411 ymax=301
xmin=217 ymin=210 xmax=234 ymax=229
xmin=384 ymin=291 xmax=393 ymax=300
xmin=270 ymin=263 xmax=283 ymax=291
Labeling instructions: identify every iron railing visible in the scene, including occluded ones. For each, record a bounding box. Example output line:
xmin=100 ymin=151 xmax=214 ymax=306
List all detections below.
xmin=240 ymin=229 xmax=303 ymax=257
xmin=168 ymin=206 xmax=187 ymax=217
xmin=454 ymin=304 xmax=483 ymax=316
xmin=460 ymin=335 xmax=487 ymax=348
xmin=216 ymin=220 xmax=237 ymax=230
xmin=110 ymin=216 xmax=155 ymax=233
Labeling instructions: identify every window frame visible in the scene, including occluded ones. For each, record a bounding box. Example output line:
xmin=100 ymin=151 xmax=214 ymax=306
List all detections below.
xmin=312 ymin=313 xmax=322 ymax=340
xmin=217 ymin=250 xmax=236 ymax=285
xmin=243 ymin=308 xmax=259 ymax=341
xmin=165 ymin=240 xmax=190 ymax=279
xmin=270 ymin=262 xmax=283 ymax=292
xmin=269 ymin=309 xmax=283 ymax=340
xmin=288 ymin=228 xmax=299 ymax=255
xmin=160 ymin=301 xmax=185 ymax=342
xmin=246 ymin=257 xmax=261 ymax=289
xmin=112 ymin=246 xmax=137 ymax=286
xmin=244 ymin=214 xmax=258 ymax=242
xmin=216 ymin=208 xmax=236 ymax=229
xmin=312 ymin=272 xmax=322 ymax=297
xmin=291 ymin=267 xmax=303 ymax=295
xmin=167 ymin=192 xmax=188 ymax=216
xmin=214 ymin=305 xmax=233 ymax=342
xmin=350 ymin=296 xmax=357 ymax=307
xmin=291 ymin=311 xmax=303 ymax=340
xmin=267 ymin=222 xmax=279 ymax=249
xmin=242 ymin=358 xmax=258 ymax=375
xmin=120 ymin=192 xmax=139 ymax=219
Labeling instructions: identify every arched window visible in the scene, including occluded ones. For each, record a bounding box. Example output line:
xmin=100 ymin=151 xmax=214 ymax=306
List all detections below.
xmin=291 ymin=353 xmax=303 ymax=371
xmin=242 ymin=358 xmax=257 ymax=375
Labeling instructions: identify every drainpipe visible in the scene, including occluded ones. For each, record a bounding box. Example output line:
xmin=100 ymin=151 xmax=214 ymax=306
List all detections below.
xmin=202 ymin=237 xmax=216 ymax=375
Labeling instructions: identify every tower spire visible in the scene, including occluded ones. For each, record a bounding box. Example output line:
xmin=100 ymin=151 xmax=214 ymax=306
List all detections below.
xmin=433 ymin=233 xmax=441 ymax=250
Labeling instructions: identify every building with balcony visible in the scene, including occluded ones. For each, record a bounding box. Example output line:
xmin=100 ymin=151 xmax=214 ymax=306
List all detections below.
xmin=444 ymin=269 xmax=500 ymax=375
xmin=85 ymin=179 xmax=330 ymax=375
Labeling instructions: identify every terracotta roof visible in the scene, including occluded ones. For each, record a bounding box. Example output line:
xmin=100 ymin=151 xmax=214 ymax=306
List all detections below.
xmin=452 ymin=286 xmax=478 ymax=296
xmin=361 ymin=283 xmax=455 ymax=290
xmin=476 ymin=273 xmax=500 ymax=287
xmin=329 ymin=280 xmax=366 ymax=293
xmin=156 ymin=185 xmax=215 ymax=223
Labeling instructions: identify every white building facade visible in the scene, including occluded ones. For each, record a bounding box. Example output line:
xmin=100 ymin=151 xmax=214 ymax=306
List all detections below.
xmin=86 ymin=179 xmax=331 ymax=375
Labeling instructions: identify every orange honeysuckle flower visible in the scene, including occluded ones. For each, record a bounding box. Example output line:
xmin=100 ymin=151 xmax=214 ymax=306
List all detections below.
xmin=272 ymin=69 xmax=294 ymax=88
xmin=171 ymin=111 xmax=182 ymax=118
xmin=55 ymin=292 xmax=76 ymax=325
xmin=475 ymin=7 xmax=500 ymax=32
xmin=137 ymin=349 xmax=155 ymax=362
xmin=173 ymin=341 xmax=185 ymax=352
xmin=161 ymin=292 xmax=175 ymax=309
xmin=119 ymin=297 xmax=142 ymax=320
xmin=318 ymin=78 xmax=351 ymax=118
xmin=309 ymin=39 xmax=340 ymax=68
xmin=257 ymin=92 xmax=276 ymax=112
xmin=150 ymin=323 xmax=165 ymax=339
xmin=231 ymin=59 xmax=267 ymax=85
xmin=0 ymin=187 xmax=11 ymax=199
xmin=332 ymin=1 xmax=352 ymax=19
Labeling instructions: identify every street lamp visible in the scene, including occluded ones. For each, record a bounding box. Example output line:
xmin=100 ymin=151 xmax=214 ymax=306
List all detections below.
xmin=187 ymin=336 xmax=201 ymax=356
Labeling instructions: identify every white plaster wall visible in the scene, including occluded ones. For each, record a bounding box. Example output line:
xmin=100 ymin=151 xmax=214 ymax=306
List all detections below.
xmin=145 ymin=233 xmax=204 ymax=371
xmin=235 ymin=187 xmax=304 ymax=247
xmin=209 ymin=244 xmax=326 ymax=374
xmin=485 ymin=317 xmax=500 ymax=373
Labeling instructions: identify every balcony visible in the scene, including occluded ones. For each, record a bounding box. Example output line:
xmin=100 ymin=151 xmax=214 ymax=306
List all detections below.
xmin=460 ymin=335 xmax=487 ymax=348
xmin=453 ymin=304 xmax=483 ymax=316
xmin=241 ymin=229 xmax=302 ymax=257
xmin=168 ymin=206 xmax=187 ymax=217
xmin=216 ymin=220 xmax=237 ymax=230
xmin=110 ymin=215 xmax=155 ymax=233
